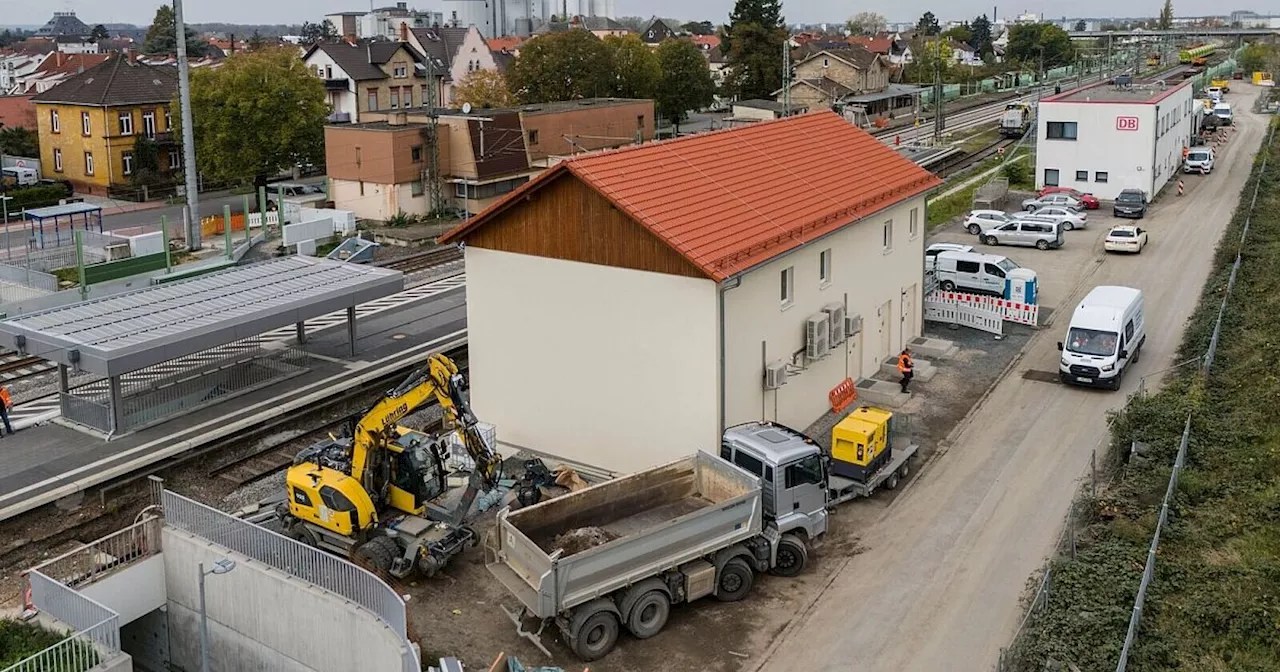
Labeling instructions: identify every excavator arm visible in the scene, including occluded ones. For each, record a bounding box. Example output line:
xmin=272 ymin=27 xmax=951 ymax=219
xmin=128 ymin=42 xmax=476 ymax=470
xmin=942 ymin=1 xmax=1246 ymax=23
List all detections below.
xmin=348 ymin=353 xmax=501 ymax=513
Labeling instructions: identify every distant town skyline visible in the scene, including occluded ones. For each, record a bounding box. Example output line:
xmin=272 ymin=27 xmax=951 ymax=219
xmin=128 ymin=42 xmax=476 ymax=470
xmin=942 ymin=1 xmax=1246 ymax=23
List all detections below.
xmin=0 ymin=0 xmax=1273 ymax=29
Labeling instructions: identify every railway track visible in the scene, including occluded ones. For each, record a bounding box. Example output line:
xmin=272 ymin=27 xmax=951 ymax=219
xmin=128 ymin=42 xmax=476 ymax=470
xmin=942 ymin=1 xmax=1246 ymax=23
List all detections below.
xmin=0 ymin=352 xmax=56 ymax=383
xmin=377 ymin=246 xmax=464 ymax=274
xmin=205 ymin=349 xmax=470 ymax=488
xmin=933 ymin=138 xmax=1019 ymax=179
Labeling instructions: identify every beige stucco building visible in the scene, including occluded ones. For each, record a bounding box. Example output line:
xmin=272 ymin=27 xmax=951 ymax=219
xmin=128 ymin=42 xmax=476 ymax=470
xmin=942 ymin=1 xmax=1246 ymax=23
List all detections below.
xmin=442 ymin=112 xmax=941 ymax=474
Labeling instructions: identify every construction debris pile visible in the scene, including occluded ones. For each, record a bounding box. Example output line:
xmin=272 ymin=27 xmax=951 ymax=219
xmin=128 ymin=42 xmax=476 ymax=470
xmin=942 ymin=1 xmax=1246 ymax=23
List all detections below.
xmin=551 ymin=526 xmax=619 ymax=556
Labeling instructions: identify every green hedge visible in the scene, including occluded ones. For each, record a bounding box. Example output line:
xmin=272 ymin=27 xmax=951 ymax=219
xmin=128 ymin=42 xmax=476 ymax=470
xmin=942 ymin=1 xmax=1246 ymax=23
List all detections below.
xmin=6 ymin=185 xmax=67 ymax=212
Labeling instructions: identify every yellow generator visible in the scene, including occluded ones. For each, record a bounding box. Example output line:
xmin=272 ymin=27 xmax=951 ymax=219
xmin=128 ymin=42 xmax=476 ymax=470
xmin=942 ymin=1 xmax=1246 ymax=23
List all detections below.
xmin=830 ymin=406 xmax=893 ymax=482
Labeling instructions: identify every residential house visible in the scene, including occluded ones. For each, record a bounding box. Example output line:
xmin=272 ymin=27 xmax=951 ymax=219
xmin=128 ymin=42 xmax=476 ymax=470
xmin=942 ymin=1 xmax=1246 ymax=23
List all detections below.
xmin=948 ymin=39 xmax=983 ymax=66
xmin=303 ymin=38 xmax=432 ymax=124
xmin=406 ymin=26 xmax=472 ymax=105
xmin=727 ymin=99 xmax=809 ymax=126
xmin=572 ymin=16 xmax=632 ymax=38
xmin=487 ymin=36 xmax=524 ymax=56
xmin=0 ymin=54 xmax=48 ymax=94
xmin=31 ymin=54 xmax=181 ymax=195
xmin=849 ymin=34 xmax=913 ymax=65
xmin=54 ymin=36 xmax=98 ymax=55
xmin=206 ymin=37 xmax=246 ymax=57
xmin=325 ymin=97 xmax=654 ymax=221
xmin=436 ymin=111 xmax=941 ymax=473
xmin=640 ymin=18 xmax=678 ymax=45
xmin=691 ymin=35 xmax=721 ymax=51
xmin=779 ymin=47 xmax=891 ymax=110
xmin=17 ymin=53 xmax=113 ymax=96
xmin=706 ymin=47 xmax=730 ymax=101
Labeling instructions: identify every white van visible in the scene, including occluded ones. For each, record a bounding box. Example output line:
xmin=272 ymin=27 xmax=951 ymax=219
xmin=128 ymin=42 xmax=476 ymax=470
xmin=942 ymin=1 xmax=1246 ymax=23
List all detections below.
xmin=1 ymin=167 xmax=38 ymax=187
xmin=934 ymin=251 xmax=1019 ymax=296
xmin=1212 ymin=102 xmax=1233 ymax=125
xmin=1058 ymin=286 xmax=1145 ymax=390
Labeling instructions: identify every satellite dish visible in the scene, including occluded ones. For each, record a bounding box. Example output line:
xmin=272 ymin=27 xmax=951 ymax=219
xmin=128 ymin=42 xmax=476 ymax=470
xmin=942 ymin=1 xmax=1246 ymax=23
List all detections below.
xmin=461 ymin=103 xmax=472 ymax=114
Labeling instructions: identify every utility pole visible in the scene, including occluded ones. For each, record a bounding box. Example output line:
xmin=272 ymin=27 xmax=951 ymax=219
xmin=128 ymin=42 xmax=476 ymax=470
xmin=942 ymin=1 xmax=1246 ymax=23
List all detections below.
xmin=782 ymin=40 xmax=791 ymax=116
xmin=175 ymin=0 xmax=201 ymax=250
xmin=933 ymin=35 xmax=944 ymax=142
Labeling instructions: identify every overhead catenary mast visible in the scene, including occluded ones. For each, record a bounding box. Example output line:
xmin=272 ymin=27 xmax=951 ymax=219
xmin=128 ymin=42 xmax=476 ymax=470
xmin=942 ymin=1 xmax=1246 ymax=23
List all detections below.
xmin=174 ymin=0 xmax=201 ymax=250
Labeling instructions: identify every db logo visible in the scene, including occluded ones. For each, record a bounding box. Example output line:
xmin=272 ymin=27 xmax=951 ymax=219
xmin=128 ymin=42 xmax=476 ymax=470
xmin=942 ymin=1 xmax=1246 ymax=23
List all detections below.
xmin=1116 ymin=116 xmax=1140 ymax=131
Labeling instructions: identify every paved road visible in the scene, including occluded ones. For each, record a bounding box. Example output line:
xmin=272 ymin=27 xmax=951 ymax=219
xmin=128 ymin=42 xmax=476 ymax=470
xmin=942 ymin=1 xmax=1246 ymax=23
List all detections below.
xmin=97 ymin=177 xmax=326 ymax=232
xmin=754 ymin=95 xmax=1269 ymax=671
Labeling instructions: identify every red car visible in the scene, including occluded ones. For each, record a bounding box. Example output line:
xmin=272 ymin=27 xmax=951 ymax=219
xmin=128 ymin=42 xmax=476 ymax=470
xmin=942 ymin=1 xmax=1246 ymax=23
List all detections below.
xmin=1038 ymin=186 xmax=1100 ymax=209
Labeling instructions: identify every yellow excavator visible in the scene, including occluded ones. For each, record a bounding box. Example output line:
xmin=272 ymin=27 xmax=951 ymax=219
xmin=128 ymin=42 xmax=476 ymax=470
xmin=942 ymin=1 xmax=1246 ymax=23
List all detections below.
xmin=275 ymin=353 xmax=501 ymax=578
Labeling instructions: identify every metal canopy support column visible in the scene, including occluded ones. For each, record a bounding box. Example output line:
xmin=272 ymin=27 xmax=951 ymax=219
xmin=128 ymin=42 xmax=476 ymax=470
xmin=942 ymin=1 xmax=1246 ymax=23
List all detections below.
xmin=296 ymin=322 xmax=307 ymax=344
xmin=347 ymin=306 xmax=357 ymax=357
xmin=58 ymin=364 xmax=68 ymax=394
xmin=108 ymin=375 xmax=124 ymax=436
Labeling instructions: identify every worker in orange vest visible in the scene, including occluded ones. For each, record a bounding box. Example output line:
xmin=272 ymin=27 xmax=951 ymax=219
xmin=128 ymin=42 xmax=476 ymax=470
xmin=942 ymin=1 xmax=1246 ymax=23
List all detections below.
xmin=897 ymin=348 xmax=914 ymax=394
xmin=0 ymin=385 xmax=12 ymax=437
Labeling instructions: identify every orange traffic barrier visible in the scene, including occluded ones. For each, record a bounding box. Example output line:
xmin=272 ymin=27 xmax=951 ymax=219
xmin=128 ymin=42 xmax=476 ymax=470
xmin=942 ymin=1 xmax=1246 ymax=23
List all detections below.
xmin=829 ymin=377 xmax=858 ymax=414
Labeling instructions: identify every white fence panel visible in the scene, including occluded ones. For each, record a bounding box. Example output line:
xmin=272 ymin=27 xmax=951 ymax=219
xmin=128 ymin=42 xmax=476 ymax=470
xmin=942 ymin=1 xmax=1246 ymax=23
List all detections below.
xmin=925 ymin=296 xmax=1003 ymax=335
xmin=283 ymin=218 xmax=333 ymax=246
xmin=301 ymin=207 xmax=356 ymax=235
xmin=927 ymin=290 xmax=1040 ymax=327
xmin=127 ymin=231 xmax=164 ymax=257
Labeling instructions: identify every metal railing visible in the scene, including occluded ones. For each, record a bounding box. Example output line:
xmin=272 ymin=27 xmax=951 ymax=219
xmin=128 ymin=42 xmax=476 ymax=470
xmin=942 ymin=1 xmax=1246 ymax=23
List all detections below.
xmin=0 ymin=261 xmax=58 ymax=292
xmin=59 ymin=390 xmax=113 ymax=434
xmin=160 ymin=489 xmax=420 ymax=670
xmin=30 ymin=516 xmax=162 ymax=589
xmin=1114 ymin=118 xmax=1276 ymax=672
xmin=2 ymin=571 xmax=122 ymax=672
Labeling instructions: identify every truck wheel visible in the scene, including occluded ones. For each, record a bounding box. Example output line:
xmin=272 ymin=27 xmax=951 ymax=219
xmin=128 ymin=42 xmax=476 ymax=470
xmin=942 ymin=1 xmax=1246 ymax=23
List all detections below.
xmin=571 ymin=610 xmax=620 ymax=661
xmin=715 ymin=558 xmax=754 ymax=602
xmin=941 ymin=280 xmax=956 ymax=291
xmin=900 ymin=461 xmax=911 ymax=479
xmin=885 ymin=472 xmax=900 ymax=490
xmin=626 ymin=591 xmax=670 ymax=639
xmin=356 ymin=536 xmax=397 ymax=572
xmin=770 ymin=535 xmax=809 ymax=578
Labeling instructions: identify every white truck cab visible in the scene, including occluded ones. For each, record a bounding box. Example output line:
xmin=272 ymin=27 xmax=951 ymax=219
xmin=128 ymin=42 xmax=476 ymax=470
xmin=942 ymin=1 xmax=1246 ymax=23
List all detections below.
xmin=1058 ymin=286 xmax=1145 ymax=390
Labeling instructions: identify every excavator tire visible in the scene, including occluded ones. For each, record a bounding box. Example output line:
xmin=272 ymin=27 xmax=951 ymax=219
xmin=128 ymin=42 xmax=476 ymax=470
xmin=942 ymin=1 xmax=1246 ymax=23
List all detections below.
xmin=356 ymin=536 xmax=398 ymax=572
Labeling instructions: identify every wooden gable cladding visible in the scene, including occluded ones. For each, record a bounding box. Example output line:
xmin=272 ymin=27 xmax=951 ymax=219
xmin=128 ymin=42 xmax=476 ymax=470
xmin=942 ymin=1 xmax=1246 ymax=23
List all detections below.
xmin=461 ymin=171 xmax=708 ymax=280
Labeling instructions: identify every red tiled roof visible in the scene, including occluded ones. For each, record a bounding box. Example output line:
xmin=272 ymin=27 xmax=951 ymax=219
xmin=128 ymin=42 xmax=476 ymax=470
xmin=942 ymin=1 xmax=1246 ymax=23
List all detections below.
xmin=691 ymin=35 xmax=721 ymax=50
xmin=33 ymin=53 xmax=110 ymax=76
xmin=487 ymin=36 xmax=523 ymax=52
xmin=443 ymin=111 xmax=942 ymax=281
xmin=848 ymin=36 xmax=893 ymax=54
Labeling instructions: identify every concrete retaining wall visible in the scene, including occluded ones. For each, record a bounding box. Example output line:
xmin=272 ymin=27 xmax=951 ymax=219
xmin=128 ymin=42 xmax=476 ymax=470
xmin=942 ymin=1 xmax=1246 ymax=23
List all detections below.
xmin=161 ymin=528 xmax=405 ymax=672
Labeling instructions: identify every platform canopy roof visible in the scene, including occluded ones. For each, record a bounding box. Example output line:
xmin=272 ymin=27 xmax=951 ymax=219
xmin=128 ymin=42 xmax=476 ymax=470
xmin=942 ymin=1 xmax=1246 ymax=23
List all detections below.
xmin=0 ymin=257 xmax=404 ymax=377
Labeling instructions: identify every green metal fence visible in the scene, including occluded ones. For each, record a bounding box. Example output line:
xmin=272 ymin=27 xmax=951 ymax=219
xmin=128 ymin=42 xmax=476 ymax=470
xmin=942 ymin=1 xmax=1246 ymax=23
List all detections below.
xmin=82 ymin=253 xmax=168 ymax=286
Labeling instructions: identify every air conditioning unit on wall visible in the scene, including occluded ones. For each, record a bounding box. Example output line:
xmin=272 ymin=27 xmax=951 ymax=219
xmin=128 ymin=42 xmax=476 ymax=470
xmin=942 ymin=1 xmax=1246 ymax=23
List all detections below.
xmin=806 ymin=313 xmax=830 ymax=360
xmin=824 ymin=302 xmax=846 ymax=345
xmin=764 ymin=360 xmax=788 ymax=390
xmin=846 ymin=314 xmax=864 ymax=338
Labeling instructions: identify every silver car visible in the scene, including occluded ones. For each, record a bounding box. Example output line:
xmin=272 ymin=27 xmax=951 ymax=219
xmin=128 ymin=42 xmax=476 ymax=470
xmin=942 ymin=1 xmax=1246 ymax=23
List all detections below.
xmin=1025 ymin=206 xmax=1088 ymax=230
xmin=981 ymin=220 xmax=1064 ymax=250
xmin=1021 ymin=193 xmax=1084 ymax=211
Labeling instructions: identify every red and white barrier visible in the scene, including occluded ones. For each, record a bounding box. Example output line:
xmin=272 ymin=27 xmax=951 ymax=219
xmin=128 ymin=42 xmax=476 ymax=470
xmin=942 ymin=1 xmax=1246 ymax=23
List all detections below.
xmin=928 ymin=290 xmax=1040 ymax=326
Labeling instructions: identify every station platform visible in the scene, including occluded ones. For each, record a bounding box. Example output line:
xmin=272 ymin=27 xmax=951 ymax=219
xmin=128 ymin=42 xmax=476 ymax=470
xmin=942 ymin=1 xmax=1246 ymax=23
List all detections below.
xmin=0 ymin=292 xmax=467 ymax=522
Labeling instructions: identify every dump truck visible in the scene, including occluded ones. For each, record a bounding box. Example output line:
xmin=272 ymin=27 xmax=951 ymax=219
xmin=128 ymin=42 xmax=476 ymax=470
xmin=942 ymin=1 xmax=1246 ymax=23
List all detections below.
xmin=486 ymin=414 xmax=917 ymax=662
xmin=1210 ymin=78 xmax=1230 ymax=93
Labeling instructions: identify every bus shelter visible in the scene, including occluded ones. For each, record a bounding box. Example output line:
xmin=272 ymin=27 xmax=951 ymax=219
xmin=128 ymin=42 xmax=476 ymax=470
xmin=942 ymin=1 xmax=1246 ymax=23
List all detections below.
xmin=23 ymin=202 xmax=104 ymax=249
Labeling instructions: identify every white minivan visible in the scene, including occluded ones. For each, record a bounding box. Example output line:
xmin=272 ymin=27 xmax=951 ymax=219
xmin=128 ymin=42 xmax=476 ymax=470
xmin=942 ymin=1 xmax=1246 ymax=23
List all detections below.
xmin=934 ymin=250 xmax=1019 ymax=296
xmin=1058 ymin=286 xmax=1145 ymax=390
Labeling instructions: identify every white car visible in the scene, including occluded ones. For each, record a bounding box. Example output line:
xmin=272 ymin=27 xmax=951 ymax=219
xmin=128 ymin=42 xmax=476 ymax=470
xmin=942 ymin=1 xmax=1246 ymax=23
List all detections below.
xmin=1026 ymin=206 xmax=1088 ymax=230
xmin=1103 ymin=225 xmax=1148 ymax=254
xmin=963 ymin=209 xmax=1013 ymax=235
xmin=1021 ymin=193 xmax=1085 ymax=211
xmin=925 ymin=242 xmax=975 ymax=271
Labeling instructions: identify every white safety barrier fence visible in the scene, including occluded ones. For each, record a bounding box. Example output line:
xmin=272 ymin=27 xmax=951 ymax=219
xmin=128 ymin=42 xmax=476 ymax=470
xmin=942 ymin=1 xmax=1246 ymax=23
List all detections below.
xmin=927 ymin=290 xmax=1040 ymax=326
xmin=925 ymin=295 xmax=1003 ymax=335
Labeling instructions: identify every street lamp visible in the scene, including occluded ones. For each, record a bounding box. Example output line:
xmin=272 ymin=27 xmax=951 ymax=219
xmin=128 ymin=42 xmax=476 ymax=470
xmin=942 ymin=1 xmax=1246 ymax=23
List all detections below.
xmin=198 ymin=558 xmax=237 ymax=672
xmin=1 ymin=195 xmax=12 ymax=261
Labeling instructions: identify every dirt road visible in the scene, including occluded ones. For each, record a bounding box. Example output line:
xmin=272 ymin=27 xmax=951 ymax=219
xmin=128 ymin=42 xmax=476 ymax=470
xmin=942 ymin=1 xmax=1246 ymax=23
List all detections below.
xmin=754 ymin=93 xmax=1271 ymax=671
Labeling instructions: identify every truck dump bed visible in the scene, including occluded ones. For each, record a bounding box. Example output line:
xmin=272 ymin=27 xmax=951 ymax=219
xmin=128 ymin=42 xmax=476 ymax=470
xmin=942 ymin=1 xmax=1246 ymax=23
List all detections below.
xmin=486 ymin=452 xmax=761 ymax=618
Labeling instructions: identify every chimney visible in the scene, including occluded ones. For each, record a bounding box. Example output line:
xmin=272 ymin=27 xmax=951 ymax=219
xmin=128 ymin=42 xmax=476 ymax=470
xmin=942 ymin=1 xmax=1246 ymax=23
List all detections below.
xmin=400 ymin=22 xmax=408 ymax=42
xmin=388 ymin=111 xmax=407 ymax=126
xmin=56 ymin=52 xmax=63 ymax=67
xmin=127 ymin=49 xmax=137 ymax=65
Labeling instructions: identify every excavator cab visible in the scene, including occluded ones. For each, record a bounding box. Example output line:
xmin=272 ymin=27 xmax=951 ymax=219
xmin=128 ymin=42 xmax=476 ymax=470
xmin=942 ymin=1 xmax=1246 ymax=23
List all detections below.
xmin=386 ymin=430 xmax=449 ymax=515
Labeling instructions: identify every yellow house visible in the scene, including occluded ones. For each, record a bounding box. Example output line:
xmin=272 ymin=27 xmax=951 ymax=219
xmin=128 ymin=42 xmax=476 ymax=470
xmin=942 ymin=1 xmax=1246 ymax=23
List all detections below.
xmin=32 ymin=54 xmax=180 ymax=196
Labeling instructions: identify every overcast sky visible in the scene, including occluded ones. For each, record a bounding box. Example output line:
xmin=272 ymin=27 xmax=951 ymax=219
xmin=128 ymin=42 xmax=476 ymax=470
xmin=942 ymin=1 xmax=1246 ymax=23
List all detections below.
xmin=1 ymin=0 xmax=1269 ymax=28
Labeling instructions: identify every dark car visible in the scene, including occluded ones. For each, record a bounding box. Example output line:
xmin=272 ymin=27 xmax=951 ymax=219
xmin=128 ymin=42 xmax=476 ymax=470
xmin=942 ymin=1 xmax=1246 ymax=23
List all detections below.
xmin=37 ymin=178 xmax=74 ymax=198
xmin=1113 ymin=189 xmax=1148 ymax=219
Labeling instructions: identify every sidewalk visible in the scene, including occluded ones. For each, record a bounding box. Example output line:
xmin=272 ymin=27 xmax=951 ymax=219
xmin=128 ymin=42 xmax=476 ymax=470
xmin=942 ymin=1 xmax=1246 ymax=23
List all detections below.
xmin=75 ymin=194 xmax=171 ymax=217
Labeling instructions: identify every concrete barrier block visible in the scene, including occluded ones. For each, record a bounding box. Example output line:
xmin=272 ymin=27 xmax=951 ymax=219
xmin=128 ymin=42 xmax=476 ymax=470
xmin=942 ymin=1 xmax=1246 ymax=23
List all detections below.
xmin=909 ymin=336 xmax=960 ymax=360
xmin=855 ymin=378 xmax=911 ymax=408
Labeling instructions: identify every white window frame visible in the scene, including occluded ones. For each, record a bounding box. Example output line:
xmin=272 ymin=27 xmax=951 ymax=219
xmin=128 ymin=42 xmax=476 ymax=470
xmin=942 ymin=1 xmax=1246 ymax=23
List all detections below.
xmin=143 ymin=111 xmax=156 ymax=138
xmin=882 ymin=219 xmax=893 ymax=253
xmin=819 ymin=249 xmax=832 ymax=288
xmin=119 ymin=111 xmax=133 ymax=136
xmin=780 ymin=266 xmax=794 ymax=308
xmin=122 ymin=151 xmax=134 ymax=176
xmin=81 ymin=111 xmax=91 ymax=136
xmin=393 ymin=64 xmax=407 ymax=78
xmin=169 ymin=151 xmax=180 ymax=170
xmin=84 ymin=151 xmax=94 ymax=175
xmin=909 ymin=207 xmax=919 ymax=239
xmin=164 ymin=108 xmax=172 ymax=130
xmin=53 ymin=148 xmax=63 ymax=172
xmin=50 ymin=109 xmax=60 ymax=133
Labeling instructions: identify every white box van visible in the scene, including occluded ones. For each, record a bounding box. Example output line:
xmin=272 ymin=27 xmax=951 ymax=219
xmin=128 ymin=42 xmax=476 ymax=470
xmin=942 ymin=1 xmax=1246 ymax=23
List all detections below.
xmin=1057 ymin=286 xmax=1145 ymax=390
xmin=934 ymin=251 xmax=1019 ymax=296
xmin=1 ymin=167 xmax=38 ymax=187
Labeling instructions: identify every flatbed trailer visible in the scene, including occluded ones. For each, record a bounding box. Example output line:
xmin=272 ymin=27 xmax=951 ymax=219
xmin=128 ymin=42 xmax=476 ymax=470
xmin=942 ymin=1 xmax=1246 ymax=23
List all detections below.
xmin=827 ymin=442 xmax=919 ymax=506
